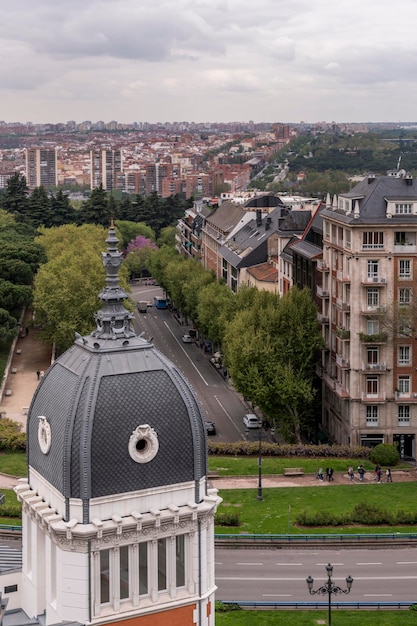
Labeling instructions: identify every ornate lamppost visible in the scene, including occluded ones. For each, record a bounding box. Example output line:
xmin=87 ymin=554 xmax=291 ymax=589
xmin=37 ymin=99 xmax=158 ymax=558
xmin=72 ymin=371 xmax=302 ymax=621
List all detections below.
xmin=306 ymin=563 xmax=353 ymax=626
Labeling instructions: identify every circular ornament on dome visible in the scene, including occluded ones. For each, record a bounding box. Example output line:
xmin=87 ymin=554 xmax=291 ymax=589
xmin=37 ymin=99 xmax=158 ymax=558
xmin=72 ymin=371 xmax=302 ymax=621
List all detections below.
xmin=129 ymin=424 xmax=159 ymax=463
xmin=38 ymin=416 xmax=52 ymax=454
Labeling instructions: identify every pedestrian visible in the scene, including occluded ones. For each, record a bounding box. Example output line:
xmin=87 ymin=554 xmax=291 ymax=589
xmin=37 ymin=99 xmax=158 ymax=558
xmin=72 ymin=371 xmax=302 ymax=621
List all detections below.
xmin=25 ymin=327 xmax=29 ymax=336
xmin=317 ymin=467 xmax=324 ymax=481
xmin=374 ymin=465 xmax=380 ymax=481
xmin=386 ymin=467 xmax=393 ymax=483
xmin=348 ymin=466 xmax=354 ymax=482
xmin=36 ymin=370 xmax=41 ymax=380
xmin=326 ymin=467 xmax=334 ymax=482
xmin=358 ymin=464 xmax=365 ymax=482
xmin=376 ymin=466 xmax=382 ymax=483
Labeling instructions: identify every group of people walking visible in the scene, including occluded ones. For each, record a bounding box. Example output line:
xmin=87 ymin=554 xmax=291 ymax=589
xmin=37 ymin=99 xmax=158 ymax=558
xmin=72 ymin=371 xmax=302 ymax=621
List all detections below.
xmin=347 ymin=465 xmax=392 ymax=483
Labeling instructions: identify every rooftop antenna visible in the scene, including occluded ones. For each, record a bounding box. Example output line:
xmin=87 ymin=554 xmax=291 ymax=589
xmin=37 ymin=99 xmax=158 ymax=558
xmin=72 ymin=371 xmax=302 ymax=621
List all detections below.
xmin=397 ymin=155 xmax=402 ymax=171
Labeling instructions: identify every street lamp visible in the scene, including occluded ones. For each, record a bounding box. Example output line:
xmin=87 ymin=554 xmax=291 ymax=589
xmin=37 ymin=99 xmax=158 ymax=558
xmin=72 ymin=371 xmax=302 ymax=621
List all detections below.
xmin=257 ymin=424 xmax=263 ymax=500
xmin=306 ymin=563 xmax=353 ymax=626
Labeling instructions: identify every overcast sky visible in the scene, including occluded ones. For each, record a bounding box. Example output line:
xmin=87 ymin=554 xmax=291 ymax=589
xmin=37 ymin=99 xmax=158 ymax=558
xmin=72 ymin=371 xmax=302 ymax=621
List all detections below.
xmin=2 ymin=0 xmax=417 ymax=125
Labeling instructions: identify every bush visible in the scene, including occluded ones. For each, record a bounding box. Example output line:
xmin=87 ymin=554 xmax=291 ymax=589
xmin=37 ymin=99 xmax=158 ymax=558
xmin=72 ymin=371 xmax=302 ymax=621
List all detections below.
xmin=0 ymin=503 xmax=22 ymax=519
xmin=0 ymin=418 xmax=26 ymax=451
xmin=215 ymin=511 xmax=241 ymax=527
xmin=215 ymin=601 xmax=241 ymax=613
xmin=208 ymin=441 xmax=370 ymax=459
xmin=369 ymin=443 xmax=400 ymax=467
xmin=296 ymin=502 xmax=417 ymax=527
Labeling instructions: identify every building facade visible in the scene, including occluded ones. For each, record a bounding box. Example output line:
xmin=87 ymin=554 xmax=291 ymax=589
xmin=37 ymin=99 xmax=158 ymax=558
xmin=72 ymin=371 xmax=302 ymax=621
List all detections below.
xmin=90 ymin=148 xmax=122 ymax=190
xmin=25 ymin=147 xmax=58 ymax=189
xmin=319 ymin=173 xmax=417 ymax=458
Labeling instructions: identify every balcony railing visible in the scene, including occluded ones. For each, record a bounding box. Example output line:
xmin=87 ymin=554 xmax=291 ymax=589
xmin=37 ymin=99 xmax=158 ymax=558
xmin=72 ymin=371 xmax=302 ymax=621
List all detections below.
xmin=362 ymin=362 xmax=387 ymax=372
xmin=336 ymin=269 xmax=350 ymax=282
xmin=336 ymin=327 xmax=350 ymax=340
xmin=362 ymin=276 xmax=387 ymax=285
xmin=336 ymin=297 xmax=350 ymax=311
xmin=361 ymin=391 xmax=386 ymax=403
xmin=317 ymin=312 xmax=330 ymax=324
xmin=336 ymin=354 xmax=350 ymax=368
xmin=317 ymin=285 xmax=330 ymax=298
xmin=317 ymin=259 xmax=330 ymax=271
xmin=395 ymin=391 xmax=417 ymax=402
xmin=359 ymin=332 xmax=388 ymax=343
xmin=361 ymin=306 xmax=387 ymax=316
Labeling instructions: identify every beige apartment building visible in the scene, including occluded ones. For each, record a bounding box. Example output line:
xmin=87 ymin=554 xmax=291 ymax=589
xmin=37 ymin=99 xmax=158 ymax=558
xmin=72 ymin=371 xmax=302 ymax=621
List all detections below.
xmin=319 ymin=173 xmax=417 ymax=459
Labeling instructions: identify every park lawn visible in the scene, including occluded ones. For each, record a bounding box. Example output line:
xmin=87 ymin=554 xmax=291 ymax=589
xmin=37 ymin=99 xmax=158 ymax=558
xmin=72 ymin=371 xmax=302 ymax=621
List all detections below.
xmin=0 ymin=488 xmax=21 ymax=526
xmin=215 ymin=483 xmax=417 ymax=534
xmin=0 ymin=451 xmax=27 ymax=477
xmin=215 ymin=609 xmax=417 ymax=625
xmin=209 ymin=456 xmax=390 ymax=476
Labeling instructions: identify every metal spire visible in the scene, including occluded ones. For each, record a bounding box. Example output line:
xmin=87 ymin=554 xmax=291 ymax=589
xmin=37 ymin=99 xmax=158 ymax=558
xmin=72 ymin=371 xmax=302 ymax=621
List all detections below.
xmin=92 ymin=221 xmax=136 ymax=340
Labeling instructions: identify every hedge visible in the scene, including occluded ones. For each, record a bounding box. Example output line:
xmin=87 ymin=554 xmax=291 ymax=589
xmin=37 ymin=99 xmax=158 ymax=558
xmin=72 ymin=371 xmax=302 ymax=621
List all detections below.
xmin=208 ymin=441 xmax=371 ymax=459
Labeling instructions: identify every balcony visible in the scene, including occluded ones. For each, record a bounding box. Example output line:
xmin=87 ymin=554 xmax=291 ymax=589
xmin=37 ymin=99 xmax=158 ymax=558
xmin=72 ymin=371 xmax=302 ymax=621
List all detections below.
xmin=336 ymin=354 xmax=350 ymax=368
xmin=362 ymin=362 xmax=387 ymax=372
xmin=361 ymin=276 xmax=387 ymax=286
xmin=335 ymin=381 xmax=349 ymax=398
xmin=336 ymin=297 xmax=350 ymax=311
xmin=394 ymin=244 xmax=417 ymax=254
xmin=361 ymin=306 xmax=387 ymax=316
xmin=317 ymin=312 xmax=330 ymax=324
xmin=361 ymin=391 xmax=386 ymax=403
xmin=317 ymin=285 xmax=330 ymax=298
xmin=336 ymin=269 xmax=350 ymax=282
xmin=317 ymin=259 xmax=330 ymax=272
xmin=359 ymin=332 xmax=388 ymax=343
xmin=336 ymin=327 xmax=350 ymax=340
xmin=394 ymin=391 xmax=417 ymax=402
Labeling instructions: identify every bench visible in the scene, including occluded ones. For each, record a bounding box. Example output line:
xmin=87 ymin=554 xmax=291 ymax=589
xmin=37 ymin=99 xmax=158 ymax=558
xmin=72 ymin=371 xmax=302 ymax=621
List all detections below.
xmin=22 ymin=407 xmax=29 ymax=415
xmin=11 ymin=368 xmax=17 ymax=374
xmin=5 ymin=389 xmax=12 ymax=396
xmin=284 ymin=468 xmax=304 ymax=476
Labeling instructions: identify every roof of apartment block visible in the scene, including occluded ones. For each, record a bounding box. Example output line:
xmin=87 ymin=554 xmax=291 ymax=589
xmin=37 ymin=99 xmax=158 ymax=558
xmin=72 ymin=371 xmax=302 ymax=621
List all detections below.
xmin=321 ymin=173 xmax=417 ymax=225
xmin=204 ymin=200 xmax=247 ymax=234
xmin=246 ymin=262 xmax=278 ymax=283
xmin=277 ymin=209 xmax=312 ymax=233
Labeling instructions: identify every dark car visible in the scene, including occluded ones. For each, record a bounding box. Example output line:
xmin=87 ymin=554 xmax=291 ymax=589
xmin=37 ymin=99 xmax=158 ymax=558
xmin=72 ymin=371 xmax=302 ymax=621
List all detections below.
xmin=205 ymin=421 xmax=216 ymax=435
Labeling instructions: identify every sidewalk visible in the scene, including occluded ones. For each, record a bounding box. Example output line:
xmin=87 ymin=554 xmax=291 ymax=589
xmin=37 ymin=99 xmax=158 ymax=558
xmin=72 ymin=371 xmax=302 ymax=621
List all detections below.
xmin=0 ymin=325 xmax=52 ymax=428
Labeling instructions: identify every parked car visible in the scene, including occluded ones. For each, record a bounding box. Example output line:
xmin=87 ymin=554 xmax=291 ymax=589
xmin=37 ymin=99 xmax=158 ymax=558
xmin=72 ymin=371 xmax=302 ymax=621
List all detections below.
xmin=205 ymin=421 xmax=216 ymax=435
xmin=182 ymin=334 xmax=193 ymax=343
xmin=243 ymin=413 xmax=260 ymax=429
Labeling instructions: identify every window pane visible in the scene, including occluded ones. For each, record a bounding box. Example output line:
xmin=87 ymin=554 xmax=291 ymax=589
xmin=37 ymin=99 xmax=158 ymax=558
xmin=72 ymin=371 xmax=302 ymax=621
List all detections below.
xmin=158 ymin=538 xmax=167 ymax=591
xmin=176 ymin=535 xmax=185 ymax=588
xmin=120 ymin=545 xmax=129 ymax=600
xmin=139 ymin=543 xmax=148 ymax=596
xmin=100 ymin=549 xmax=110 ymax=604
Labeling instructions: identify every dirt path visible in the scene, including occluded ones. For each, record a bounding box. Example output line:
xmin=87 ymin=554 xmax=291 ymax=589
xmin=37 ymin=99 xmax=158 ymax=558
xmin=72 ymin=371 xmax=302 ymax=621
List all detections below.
xmin=210 ymin=468 xmax=417 ymax=490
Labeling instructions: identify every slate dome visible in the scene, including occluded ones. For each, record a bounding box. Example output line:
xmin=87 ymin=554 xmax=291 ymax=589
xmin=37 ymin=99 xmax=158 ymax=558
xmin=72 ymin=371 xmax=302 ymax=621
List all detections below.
xmin=27 ymin=224 xmax=207 ymax=523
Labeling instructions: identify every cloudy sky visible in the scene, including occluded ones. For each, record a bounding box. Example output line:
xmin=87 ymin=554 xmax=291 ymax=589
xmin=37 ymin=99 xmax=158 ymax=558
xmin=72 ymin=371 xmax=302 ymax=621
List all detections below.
xmin=2 ymin=0 xmax=417 ymax=124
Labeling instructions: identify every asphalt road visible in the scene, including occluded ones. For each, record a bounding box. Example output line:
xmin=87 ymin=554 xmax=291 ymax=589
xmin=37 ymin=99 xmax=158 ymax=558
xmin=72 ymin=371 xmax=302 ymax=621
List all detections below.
xmin=130 ymin=284 xmax=269 ymax=443
xmin=215 ymin=547 xmax=417 ymax=603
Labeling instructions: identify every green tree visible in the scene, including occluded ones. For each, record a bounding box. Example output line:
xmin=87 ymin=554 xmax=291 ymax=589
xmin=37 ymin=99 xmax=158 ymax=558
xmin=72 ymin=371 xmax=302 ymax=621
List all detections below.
xmin=115 ymin=220 xmax=156 ymax=249
xmin=28 ymin=185 xmax=52 ymax=227
xmin=33 ymin=224 xmax=130 ymax=350
xmin=2 ymin=172 xmax=29 ymax=220
xmin=80 ymin=185 xmax=111 ymax=226
xmin=0 ymin=308 xmax=17 ymax=346
xmin=223 ymin=287 xmax=322 ymax=443
xmin=48 ymin=190 xmax=77 ymax=226
xmin=157 ymin=226 xmax=177 ymax=248
xmin=197 ymin=281 xmax=235 ymax=345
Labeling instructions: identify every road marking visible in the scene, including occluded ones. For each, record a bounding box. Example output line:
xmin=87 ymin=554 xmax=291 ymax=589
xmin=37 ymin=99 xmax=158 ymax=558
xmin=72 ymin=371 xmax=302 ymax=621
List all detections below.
xmin=397 ymin=561 xmax=417 ymax=564
xmin=236 ymin=562 xmax=263 ymax=566
xmin=214 ymin=395 xmax=241 ymax=432
xmin=364 ymin=594 xmax=393 ymax=597
xmin=164 ymin=322 xmax=209 ymax=386
xmin=278 ymin=563 xmax=303 ymax=566
xmin=356 ymin=562 xmax=382 ymax=565
xmin=263 ymin=594 xmax=292 ymax=597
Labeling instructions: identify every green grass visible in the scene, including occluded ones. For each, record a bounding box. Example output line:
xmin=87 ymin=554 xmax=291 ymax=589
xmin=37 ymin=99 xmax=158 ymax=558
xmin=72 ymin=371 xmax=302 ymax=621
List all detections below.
xmin=215 ymin=483 xmax=417 ymax=534
xmin=208 ymin=456 xmax=399 ymax=476
xmin=0 ymin=451 xmax=27 ymax=476
xmin=216 ymin=609 xmax=417 ymax=625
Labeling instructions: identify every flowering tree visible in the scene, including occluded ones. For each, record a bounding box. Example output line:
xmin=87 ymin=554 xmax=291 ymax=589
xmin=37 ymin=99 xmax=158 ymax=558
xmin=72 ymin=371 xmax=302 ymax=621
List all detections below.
xmin=125 ymin=235 xmax=158 ymax=279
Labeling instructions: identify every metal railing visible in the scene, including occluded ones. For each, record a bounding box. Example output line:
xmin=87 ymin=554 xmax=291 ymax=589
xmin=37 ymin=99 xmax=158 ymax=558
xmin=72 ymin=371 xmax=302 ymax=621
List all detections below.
xmin=219 ymin=600 xmax=416 ymax=611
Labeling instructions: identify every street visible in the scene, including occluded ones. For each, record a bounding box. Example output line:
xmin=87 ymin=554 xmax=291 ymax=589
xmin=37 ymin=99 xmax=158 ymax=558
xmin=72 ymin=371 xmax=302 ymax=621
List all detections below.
xmin=215 ymin=547 xmax=417 ymax=603
xmin=130 ymin=283 xmax=267 ymax=442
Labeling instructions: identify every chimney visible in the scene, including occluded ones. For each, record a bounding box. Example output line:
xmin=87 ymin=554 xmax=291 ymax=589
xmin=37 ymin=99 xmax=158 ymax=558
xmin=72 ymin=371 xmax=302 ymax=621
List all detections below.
xmin=406 ymin=175 xmax=413 ymax=186
xmin=368 ymin=174 xmax=376 ymax=184
xmin=256 ymin=209 xmax=262 ymax=227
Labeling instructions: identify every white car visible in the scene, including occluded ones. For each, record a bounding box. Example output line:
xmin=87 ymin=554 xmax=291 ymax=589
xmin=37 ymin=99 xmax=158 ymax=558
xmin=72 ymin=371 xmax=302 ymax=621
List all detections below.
xmin=182 ymin=334 xmax=193 ymax=343
xmin=243 ymin=413 xmax=260 ymax=428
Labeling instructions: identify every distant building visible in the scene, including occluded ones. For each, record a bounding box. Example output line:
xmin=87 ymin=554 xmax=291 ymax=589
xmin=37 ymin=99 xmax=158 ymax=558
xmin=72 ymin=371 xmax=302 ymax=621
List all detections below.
xmin=90 ymin=148 xmax=122 ymax=190
xmin=25 ymin=147 xmax=58 ymax=189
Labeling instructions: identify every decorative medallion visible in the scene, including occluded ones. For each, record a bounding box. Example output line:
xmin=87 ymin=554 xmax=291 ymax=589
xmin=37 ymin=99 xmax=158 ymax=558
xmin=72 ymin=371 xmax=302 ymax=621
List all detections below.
xmin=128 ymin=424 xmax=159 ymax=464
xmin=38 ymin=415 xmax=52 ymax=454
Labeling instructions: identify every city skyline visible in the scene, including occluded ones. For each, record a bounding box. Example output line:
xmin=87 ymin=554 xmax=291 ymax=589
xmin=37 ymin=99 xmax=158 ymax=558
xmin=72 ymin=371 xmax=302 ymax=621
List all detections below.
xmin=2 ymin=0 xmax=417 ymax=125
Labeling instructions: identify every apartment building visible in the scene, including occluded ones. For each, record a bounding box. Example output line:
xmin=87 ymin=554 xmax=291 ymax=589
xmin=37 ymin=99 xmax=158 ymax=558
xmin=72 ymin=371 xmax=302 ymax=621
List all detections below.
xmin=25 ymin=147 xmax=58 ymax=189
xmin=90 ymin=148 xmax=122 ymax=190
xmin=318 ymin=173 xmax=417 ymax=459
